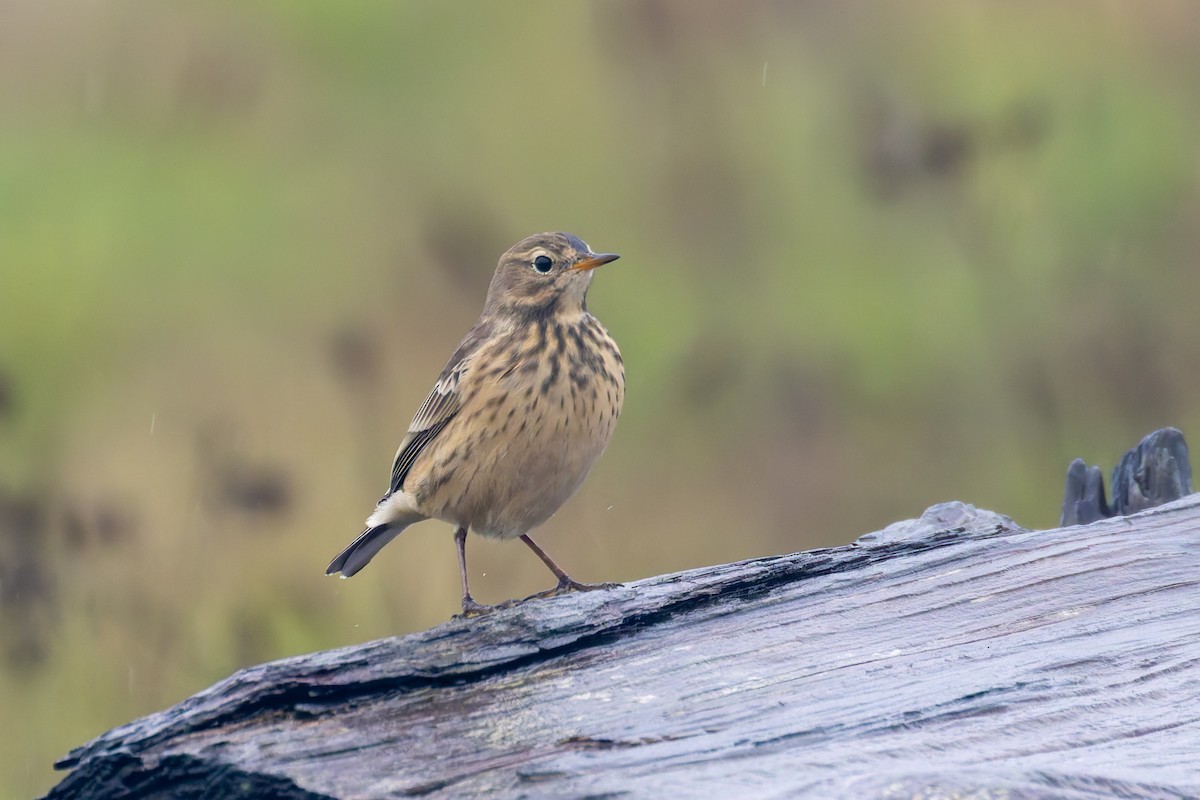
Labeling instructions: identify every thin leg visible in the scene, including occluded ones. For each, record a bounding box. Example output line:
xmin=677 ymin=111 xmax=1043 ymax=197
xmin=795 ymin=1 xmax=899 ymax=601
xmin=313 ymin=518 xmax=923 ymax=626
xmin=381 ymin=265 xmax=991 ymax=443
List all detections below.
xmin=519 ymin=534 xmax=620 ymax=599
xmin=455 ymin=527 xmax=492 ymax=617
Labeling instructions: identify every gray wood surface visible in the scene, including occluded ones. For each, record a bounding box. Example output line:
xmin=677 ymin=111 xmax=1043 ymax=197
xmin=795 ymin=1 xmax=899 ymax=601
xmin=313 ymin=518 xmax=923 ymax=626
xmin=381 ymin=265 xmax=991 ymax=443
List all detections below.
xmin=46 ymin=497 xmax=1200 ymax=799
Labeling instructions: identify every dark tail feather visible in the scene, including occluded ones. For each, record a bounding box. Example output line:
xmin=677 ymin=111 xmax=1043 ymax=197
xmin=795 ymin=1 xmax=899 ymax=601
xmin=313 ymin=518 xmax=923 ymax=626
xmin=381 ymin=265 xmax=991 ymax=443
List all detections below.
xmin=326 ymin=523 xmax=406 ymax=577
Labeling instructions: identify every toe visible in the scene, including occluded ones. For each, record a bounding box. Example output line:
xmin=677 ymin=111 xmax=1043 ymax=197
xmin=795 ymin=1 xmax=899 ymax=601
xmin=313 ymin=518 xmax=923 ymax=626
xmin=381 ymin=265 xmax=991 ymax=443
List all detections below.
xmin=556 ymin=578 xmax=620 ymax=595
xmin=454 ymin=597 xmax=496 ymax=619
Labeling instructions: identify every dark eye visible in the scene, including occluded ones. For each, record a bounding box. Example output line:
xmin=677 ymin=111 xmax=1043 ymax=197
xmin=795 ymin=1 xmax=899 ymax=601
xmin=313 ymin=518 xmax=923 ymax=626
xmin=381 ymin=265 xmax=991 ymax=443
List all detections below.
xmin=533 ymin=255 xmax=553 ymax=273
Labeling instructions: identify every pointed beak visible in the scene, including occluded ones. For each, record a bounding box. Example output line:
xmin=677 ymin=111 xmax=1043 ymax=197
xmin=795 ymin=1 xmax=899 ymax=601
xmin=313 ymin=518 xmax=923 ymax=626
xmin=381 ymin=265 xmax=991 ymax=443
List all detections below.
xmin=572 ymin=252 xmax=620 ymax=271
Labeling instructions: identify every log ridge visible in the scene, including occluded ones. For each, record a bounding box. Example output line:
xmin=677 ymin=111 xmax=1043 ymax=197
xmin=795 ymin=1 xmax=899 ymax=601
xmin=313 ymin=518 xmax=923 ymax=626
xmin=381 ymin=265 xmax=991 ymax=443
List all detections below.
xmin=47 ymin=497 xmax=1200 ymax=799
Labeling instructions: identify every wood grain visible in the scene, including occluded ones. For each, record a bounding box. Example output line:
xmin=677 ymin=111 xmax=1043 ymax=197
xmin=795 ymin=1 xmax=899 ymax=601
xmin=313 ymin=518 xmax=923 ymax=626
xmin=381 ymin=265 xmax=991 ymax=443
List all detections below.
xmin=46 ymin=498 xmax=1200 ymax=799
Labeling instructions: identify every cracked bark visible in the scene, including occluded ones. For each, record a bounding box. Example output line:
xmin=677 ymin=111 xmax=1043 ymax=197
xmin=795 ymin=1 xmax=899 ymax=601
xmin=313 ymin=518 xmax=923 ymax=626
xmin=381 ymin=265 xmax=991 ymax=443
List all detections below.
xmin=46 ymin=494 xmax=1200 ymax=799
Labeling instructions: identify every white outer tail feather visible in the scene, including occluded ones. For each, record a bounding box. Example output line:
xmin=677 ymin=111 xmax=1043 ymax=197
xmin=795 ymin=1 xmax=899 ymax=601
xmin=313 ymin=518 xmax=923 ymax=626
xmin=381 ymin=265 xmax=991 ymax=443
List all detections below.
xmin=327 ymin=498 xmax=425 ymax=577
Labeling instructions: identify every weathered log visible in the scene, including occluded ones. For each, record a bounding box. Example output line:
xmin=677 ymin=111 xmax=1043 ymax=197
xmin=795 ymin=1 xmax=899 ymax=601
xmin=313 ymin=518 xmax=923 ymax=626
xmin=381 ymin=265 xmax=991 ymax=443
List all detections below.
xmin=45 ymin=491 xmax=1200 ymax=799
xmin=1061 ymin=427 xmax=1192 ymax=525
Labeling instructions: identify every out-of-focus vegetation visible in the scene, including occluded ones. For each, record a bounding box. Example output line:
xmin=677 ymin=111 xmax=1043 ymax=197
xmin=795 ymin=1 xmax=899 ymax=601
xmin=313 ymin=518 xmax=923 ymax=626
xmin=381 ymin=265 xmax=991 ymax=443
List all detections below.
xmin=3 ymin=1 xmax=1199 ymax=795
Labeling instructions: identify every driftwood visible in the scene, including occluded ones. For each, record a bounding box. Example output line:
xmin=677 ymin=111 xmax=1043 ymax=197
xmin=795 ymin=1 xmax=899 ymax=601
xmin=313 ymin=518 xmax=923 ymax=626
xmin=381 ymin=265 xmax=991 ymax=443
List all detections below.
xmin=1061 ymin=427 xmax=1193 ymax=525
xmin=46 ymin=490 xmax=1200 ymax=799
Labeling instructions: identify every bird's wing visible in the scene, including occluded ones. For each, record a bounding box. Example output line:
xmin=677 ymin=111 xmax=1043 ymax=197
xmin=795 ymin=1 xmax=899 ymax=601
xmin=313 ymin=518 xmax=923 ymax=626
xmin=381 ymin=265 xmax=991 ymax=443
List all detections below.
xmin=386 ymin=320 xmax=493 ymax=496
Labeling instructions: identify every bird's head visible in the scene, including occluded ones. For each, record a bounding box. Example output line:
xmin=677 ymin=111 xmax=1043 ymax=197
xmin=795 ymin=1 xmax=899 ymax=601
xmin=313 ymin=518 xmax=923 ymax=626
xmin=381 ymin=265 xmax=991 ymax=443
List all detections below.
xmin=483 ymin=232 xmax=619 ymax=319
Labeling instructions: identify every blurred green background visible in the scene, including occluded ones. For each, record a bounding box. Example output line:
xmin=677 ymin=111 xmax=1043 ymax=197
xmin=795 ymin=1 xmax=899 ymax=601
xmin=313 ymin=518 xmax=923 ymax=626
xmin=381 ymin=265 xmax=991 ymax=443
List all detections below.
xmin=3 ymin=1 xmax=1199 ymax=795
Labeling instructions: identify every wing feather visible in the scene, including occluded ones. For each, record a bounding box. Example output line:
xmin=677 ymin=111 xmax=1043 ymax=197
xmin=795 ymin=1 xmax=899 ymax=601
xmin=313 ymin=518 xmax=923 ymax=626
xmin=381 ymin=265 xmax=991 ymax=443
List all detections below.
xmin=384 ymin=320 xmax=493 ymax=497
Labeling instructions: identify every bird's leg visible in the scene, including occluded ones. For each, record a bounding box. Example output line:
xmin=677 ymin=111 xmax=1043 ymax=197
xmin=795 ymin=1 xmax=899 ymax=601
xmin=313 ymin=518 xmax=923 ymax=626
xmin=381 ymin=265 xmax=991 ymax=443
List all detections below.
xmin=454 ymin=527 xmax=494 ymax=618
xmin=519 ymin=534 xmax=620 ymax=599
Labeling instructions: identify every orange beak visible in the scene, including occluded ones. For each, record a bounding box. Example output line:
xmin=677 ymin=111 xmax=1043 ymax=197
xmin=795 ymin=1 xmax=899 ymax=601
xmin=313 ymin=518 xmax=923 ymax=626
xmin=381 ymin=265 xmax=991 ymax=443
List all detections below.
xmin=572 ymin=252 xmax=620 ymax=271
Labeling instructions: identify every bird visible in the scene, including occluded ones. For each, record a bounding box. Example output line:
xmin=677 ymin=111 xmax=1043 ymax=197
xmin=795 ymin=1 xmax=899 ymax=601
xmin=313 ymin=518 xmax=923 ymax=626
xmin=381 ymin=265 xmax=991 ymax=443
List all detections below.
xmin=326 ymin=232 xmax=625 ymax=616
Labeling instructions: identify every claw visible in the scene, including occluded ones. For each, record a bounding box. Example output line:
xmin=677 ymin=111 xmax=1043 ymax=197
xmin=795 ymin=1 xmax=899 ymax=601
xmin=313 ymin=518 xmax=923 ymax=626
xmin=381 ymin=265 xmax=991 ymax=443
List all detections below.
xmin=454 ymin=596 xmax=496 ymax=619
xmin=523 ymin=577 xmax=621 ymax=601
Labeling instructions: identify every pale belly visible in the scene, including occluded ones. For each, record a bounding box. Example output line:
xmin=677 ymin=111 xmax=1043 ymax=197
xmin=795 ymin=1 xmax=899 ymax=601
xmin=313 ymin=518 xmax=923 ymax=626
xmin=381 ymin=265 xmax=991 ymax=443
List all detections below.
xmin=407 ymin=317 xmax=624 ymax=539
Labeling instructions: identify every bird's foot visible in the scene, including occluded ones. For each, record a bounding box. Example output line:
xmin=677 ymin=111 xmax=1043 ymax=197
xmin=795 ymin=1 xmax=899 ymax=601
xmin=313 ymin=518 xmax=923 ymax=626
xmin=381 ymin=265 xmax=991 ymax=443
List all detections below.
xmin=454 ymin=596 xmax=497 ymax=619
xmin=525 ymin=577 xmax=621 ymax=601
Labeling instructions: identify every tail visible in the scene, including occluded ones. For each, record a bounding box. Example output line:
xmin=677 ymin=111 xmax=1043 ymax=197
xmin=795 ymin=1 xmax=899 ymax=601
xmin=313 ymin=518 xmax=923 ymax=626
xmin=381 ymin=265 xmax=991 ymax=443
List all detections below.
xmin=326 ymin=522 xmax=411 ymax=578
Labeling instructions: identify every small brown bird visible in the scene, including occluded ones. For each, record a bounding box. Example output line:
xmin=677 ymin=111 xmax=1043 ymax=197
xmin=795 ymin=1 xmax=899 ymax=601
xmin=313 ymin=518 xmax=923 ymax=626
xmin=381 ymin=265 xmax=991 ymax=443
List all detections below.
xmin=327 ymin=232 xmax=625 ymax=615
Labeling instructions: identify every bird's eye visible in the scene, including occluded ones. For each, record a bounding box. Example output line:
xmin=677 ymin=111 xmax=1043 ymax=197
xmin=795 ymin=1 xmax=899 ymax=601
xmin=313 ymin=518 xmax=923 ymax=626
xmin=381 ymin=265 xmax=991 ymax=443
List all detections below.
xmin=533 ymin=255 xmax=553 ymax=273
